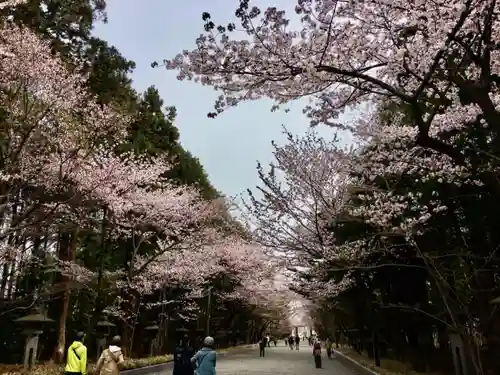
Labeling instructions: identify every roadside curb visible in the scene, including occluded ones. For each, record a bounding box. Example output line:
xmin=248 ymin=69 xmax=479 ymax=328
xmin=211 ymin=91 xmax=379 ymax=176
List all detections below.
xmin=122 ymin=361 xmax=173 ymax=375
xmin=217 ymin=344 xmax=257 ymax=357
xmin=334 ymin=349 xmax=379 ymax=375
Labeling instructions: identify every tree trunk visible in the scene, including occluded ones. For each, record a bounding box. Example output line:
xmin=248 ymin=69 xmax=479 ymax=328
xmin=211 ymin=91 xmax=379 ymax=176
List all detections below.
xmin=1 ymin=204 xmax=18 ymax=299
xmin=5 ymin=254 xmax=16 ymax=298
xmin=121 ymin=292 xmax=139 ymax=357
xmin=86 ymin=208 xmax=109 ymax=348
xmin=53 ymin=230 xmax=79 ymax=363
xmin=0 ymin=263 xmax=9 ymax=298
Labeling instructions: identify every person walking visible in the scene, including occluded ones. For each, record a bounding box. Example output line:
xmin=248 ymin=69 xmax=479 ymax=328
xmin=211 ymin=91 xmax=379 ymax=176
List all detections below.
xmin=288 ymin=336 xmax=294 ymax=350
xmin=325 ymin=338 xmax=333 ymax=359
xmin=266 ymin=335 xmax=271 ymax=347
xmin=273 ymin=338 xmax=277 ymax=347
xmin=330 ymin=338 xmax=337 ymax=359
xmin=65 ymin=332 xmax=88 ymax=375
xmin=191 ymin=336 xmax=216 ymax=375
xmin=258 ymin=337 xmax=266 ymax=357
xmin=94 ymin=335 xmax=125 ymax=375
xmin=262 ymin=335 xmax=268 ymax=348
xmin=313 ymin=341 xmax=322 ymax=368
xmin=173 ymin=335 xmax=195 ymax=375
xmin=295 ymin=335 xmax=300 ymax=351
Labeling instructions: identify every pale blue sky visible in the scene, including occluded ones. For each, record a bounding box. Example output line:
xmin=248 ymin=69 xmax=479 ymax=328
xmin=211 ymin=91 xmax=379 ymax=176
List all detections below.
xmin=93 ymin=0 xmax=343 ymax=198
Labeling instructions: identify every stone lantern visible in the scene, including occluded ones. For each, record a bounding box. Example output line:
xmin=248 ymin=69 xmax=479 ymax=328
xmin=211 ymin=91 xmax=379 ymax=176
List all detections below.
xmin=234 ymin=330 xmax=241 ymax=346
xmin=144 ymin=322 xmax=159 ymax=356
xmin=226 ymin=330 xmax=235 ymax=347
xmin=96 ymin=315 xmax=116 ymax=358
xmin=176 ymin=326 xmax=189 ymax=334
xmin=14 ymin=306 xmax=54 ymax=372
xmin=195 ymin=328 xmax=205 ymax=350
xmin=448 ymin=329 xmax=473 ymax=375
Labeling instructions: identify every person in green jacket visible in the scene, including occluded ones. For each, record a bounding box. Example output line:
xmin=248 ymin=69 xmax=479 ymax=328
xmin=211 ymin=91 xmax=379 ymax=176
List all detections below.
xmin=65 ymin=332 xmax=88 ymax=375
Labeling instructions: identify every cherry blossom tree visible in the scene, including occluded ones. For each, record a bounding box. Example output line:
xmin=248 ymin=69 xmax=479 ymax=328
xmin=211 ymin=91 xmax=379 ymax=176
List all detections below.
xmin=37 ymin=124 xmax=290 ymax=353
xmin=0 ymin=15 xmax=129 ymax=245
xmin=131 ymin=234 xmax=285 ymax=311
xmin=55 ymin=149 xmax=222 ymax=307
xmin=0 ymin=0 xmax=304 ymax=361
xmin=178 ymin=233 xmax=309 ymax=334
xmin=162 ymin=0 xmax=500 ymax=194
xmin=0 ymin=4 xmax=134 ymax=359
xmin=165 ymin=0 xmax=500 ymax=308
xmin=142 ymin=234 xmax=295 ymax=336
xmin=241 ymin=128 xmax=356 ymax=298
xmin=247 ymin=117 xmax=496 ymax=373
xmin=0 ymin=0 xmax=24 ymax=9
xmin=243 ymin=129 xmax=351 ymax=264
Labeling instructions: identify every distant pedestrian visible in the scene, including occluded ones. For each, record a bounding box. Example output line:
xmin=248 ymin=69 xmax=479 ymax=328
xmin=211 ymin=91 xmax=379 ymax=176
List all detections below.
xmin=173 ymin=335 xmax=195 ymax=375
xmin=295 ymin=335 xmax=300 ymax=351
xmin=313 ymin=341 xmax=322 ymax=368
xmin=273 ymin=339 xmax=277 ymax=347
xmin=325 ymin=338 xmax=333 ymax=359
xmin=258 ymin=338 xmax=266 ymax=357
xmin=65 ymin=332 xmax=88 ymax=375
xmin=191 ymin=336 xmax=216 ymax=375
xmin=288 ymin=336 xmax=294 ymax=350
xmin=266 ymin=335 xmax=271 ymax=347
xmin=262 ymin=336 xmax=269 ymax=346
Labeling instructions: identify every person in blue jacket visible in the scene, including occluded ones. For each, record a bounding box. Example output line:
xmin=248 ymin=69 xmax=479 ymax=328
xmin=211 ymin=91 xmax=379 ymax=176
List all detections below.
xmin=191 ymin=336 xmax=216 ymax=375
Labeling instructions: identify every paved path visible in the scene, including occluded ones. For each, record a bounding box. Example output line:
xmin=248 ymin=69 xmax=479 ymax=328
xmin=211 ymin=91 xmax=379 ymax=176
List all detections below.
xmin=156 ymin=343 xmax=371 ymax=375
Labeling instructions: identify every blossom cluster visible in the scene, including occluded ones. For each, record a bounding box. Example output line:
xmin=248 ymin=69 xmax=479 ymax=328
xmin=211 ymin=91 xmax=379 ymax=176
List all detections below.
xmin=163 ymin=0 xmax=500 ymax=305
xmin=0 ymin=0 xmax=291 ymax=319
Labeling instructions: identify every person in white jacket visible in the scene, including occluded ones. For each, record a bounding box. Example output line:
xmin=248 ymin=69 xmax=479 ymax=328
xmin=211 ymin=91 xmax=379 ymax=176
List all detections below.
xmin=95 ymin=336 xmax=125 ymax=375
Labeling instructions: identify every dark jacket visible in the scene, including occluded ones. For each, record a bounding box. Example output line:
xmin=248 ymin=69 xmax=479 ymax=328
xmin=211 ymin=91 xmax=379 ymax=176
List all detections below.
xmin=313 ymin=342 xmax=321 ymax=356
xmin=173 ymin=344 xmax=195 ymax=375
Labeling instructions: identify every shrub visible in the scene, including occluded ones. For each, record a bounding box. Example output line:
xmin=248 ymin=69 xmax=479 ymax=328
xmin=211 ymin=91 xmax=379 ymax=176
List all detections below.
xmin=3 ymin=354 xmax=174 ymax=375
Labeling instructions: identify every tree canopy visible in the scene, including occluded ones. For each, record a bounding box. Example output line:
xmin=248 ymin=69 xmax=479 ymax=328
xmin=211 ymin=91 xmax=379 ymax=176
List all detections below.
xmin=162 ymin=1 xmax=500 ymax=374
xmin=0 ymin=0 xmax=294 ymax=368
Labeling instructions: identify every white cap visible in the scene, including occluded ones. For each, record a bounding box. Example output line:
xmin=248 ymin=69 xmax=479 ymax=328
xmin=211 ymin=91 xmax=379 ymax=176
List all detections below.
xmin=203 ymin=336 xmax=215 ymax=346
